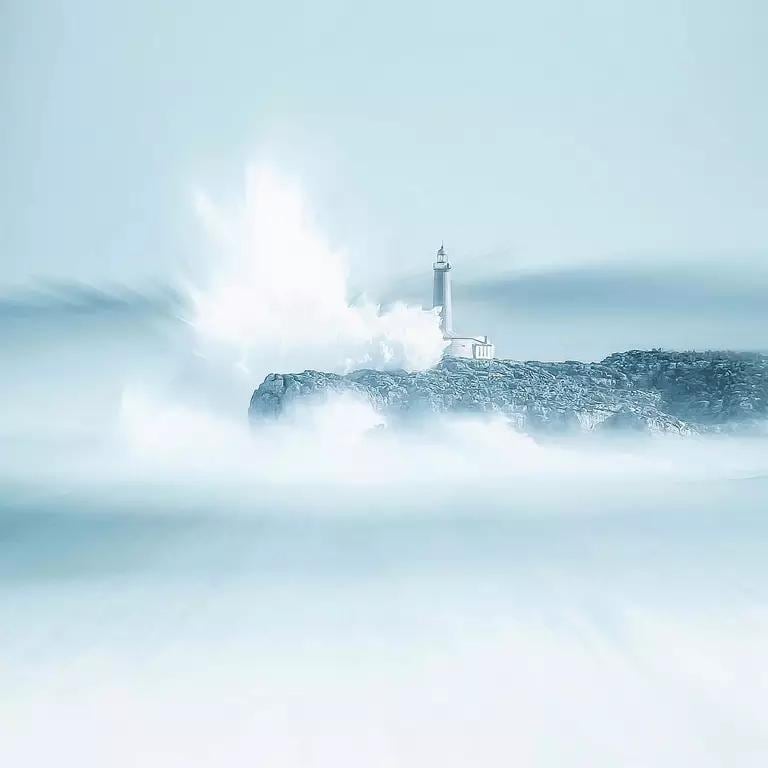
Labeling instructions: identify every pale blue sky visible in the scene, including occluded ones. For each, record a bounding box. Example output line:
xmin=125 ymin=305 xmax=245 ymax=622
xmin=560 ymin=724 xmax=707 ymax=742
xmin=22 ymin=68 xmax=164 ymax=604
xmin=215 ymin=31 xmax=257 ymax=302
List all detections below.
xmin=2 ymin=0 xmax=766 ymax=292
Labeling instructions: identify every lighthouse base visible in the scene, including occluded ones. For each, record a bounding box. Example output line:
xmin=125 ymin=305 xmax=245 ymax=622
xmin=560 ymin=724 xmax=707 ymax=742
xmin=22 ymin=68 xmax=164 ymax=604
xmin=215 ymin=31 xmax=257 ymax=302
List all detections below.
xmin=444 ymin=336 xmax=495 ymax=360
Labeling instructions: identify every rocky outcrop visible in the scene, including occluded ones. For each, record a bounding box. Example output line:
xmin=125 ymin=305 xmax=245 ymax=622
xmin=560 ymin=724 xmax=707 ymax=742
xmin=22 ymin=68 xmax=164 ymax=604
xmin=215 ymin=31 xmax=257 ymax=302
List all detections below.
xmin=249 ymin=350 xmax=768 ymax=435
xmin=602 ymin=350 xmax=768 ymax=427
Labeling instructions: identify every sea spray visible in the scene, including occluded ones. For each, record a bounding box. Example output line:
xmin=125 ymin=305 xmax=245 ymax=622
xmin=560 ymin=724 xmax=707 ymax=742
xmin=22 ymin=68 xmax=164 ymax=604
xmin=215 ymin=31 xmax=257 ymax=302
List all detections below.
xmin=189 ymin=166 xmax=446 ymax=387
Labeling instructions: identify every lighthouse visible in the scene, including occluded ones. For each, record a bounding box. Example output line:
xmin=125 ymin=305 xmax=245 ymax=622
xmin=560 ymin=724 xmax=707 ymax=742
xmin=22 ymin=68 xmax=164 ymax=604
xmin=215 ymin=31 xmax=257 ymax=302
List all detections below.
xmin=431 ymin=243 xmax=495 ymax=360
xmin=432 ymin=242 xmax=453 ymax=335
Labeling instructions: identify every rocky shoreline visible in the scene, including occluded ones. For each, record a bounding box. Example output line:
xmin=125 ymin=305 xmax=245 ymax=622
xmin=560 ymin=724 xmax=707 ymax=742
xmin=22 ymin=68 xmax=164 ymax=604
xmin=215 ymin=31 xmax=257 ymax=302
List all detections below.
xmin=249 ymin=350 xmax=768 ymax=435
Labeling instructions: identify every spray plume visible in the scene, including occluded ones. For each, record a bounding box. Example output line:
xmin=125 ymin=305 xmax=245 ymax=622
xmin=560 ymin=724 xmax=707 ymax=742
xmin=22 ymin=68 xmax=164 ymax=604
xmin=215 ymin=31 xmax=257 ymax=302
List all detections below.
xmin=190 ymin=166 xmax=446 ymax=383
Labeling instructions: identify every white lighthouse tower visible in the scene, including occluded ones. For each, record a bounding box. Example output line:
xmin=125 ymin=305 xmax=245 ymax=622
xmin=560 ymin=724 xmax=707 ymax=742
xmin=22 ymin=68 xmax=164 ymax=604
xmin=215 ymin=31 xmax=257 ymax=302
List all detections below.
xmin=432 ymin=242 xmax=453 ymax=335
xmin=431 ymin=243 xmax=495 ymax=360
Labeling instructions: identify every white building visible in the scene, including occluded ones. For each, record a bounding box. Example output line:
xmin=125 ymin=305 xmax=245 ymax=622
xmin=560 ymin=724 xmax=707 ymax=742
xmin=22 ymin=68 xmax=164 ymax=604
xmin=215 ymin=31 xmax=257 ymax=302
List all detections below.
xmin=432 ymin=244 xmax=495 ymax=360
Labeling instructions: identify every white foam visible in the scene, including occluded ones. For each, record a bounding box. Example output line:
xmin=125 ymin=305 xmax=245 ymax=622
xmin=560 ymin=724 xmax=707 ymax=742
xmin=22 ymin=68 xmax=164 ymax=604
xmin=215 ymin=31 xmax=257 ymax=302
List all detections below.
xmin=189 ymin=166 xmax=446 ymax=385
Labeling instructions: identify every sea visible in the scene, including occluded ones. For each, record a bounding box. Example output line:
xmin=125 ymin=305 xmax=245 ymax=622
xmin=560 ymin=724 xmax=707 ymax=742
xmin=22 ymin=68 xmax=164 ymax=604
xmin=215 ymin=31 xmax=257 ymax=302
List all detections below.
xmin=2 ymin=281 xmax=768 ymax=767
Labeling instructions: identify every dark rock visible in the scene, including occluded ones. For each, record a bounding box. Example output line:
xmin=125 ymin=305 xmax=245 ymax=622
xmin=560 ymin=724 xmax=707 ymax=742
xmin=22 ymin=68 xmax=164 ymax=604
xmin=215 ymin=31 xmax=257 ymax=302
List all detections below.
xmin=248 ymin=350 xmax=768 ymax=435
xmin=250 ymin=350 xmax=766 ymax=435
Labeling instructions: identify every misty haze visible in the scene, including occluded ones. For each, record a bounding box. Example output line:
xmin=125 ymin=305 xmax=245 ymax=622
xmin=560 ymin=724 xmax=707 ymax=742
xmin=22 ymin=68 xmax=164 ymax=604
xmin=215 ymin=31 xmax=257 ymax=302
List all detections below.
xmin=2 ymin=2 xmax=768 ymax=767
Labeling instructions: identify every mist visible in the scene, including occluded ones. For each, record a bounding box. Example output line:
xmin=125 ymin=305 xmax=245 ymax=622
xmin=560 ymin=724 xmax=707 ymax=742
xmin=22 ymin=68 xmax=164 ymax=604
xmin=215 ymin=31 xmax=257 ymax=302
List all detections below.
xmin=5 ymin=0 xmax=768 ymax=760
xmin=2 ymin=164 xmax=768 ymax=768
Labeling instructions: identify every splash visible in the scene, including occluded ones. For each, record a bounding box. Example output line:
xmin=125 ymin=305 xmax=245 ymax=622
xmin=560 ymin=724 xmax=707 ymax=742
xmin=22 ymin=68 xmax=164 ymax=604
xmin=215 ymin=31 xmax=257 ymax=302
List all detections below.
xmin=190 ymin=166 xmax=446 ymax=384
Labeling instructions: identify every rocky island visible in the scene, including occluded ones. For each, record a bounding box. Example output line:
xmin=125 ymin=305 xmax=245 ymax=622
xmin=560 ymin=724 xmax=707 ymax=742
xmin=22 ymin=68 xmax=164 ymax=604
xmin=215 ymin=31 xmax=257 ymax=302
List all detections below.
xmin=249 ymin=350 xmax=768 ymax=435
